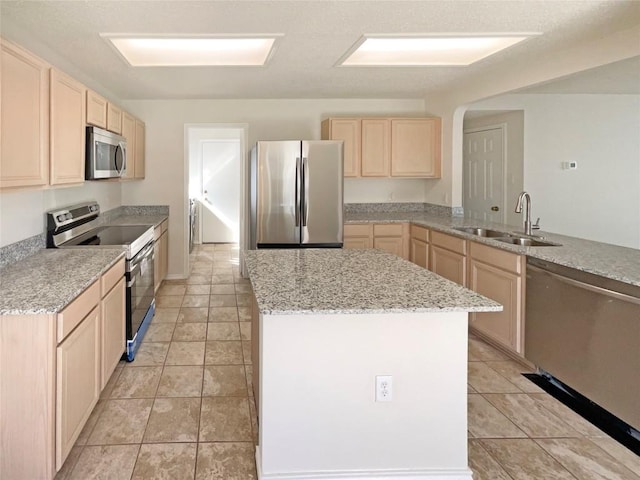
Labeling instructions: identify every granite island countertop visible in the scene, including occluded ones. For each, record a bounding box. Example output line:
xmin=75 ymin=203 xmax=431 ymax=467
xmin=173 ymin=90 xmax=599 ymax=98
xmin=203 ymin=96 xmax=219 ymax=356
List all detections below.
xmin=245 ymin=248 xmax=502 ymax=315
xmin=346 ymin=212 xmax=640 ymax=287
xmin=0 ymin=248 xmax=125 ymax=315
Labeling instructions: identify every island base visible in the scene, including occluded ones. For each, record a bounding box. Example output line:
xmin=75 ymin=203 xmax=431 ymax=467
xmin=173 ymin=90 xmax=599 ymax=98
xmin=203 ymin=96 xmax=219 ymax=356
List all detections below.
xmin=253 ymin=310 xmax=472 ymax=479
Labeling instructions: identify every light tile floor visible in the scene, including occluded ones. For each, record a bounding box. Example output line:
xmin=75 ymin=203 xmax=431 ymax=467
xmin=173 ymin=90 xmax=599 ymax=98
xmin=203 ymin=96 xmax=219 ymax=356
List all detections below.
xmin=56 ymin=243 xmax=640 ymax=480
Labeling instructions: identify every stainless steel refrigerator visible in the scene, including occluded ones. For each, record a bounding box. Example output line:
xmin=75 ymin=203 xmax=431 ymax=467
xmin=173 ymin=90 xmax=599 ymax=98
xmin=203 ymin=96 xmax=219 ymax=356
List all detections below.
xmin=249 ymin=140 xmax=344 ymax=249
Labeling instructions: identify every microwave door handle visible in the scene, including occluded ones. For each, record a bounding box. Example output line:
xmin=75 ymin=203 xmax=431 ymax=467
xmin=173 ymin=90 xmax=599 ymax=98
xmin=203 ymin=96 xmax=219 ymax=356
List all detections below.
xmin=115 ymin=142 xmax=126 ymax=176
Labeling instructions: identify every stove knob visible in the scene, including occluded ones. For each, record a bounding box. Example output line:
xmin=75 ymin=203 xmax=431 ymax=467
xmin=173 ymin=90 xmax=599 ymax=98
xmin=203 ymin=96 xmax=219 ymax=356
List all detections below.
xmin=57 ymin=215 xmax=64 ymax=222
xmin=65 ymin=213 xmax=72 ymax=220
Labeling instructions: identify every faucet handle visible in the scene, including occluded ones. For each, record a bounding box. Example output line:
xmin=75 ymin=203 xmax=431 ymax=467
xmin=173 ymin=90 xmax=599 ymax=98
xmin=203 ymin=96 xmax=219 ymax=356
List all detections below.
xmin=532 ymin=217 xmax=541 ymax=230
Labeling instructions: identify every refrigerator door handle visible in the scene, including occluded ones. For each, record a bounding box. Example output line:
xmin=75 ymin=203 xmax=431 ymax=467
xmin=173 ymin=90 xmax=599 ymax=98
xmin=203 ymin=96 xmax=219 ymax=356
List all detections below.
xmin=295 ymin=157 xmax=301 ymax=227
xmin=302 ymin=157 xmax=309 ymax=227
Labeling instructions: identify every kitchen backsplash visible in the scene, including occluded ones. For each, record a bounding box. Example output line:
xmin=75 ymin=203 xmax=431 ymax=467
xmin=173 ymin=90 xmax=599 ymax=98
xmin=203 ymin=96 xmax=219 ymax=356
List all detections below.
xmin=345 ymin=202 xmax=464 ymax=217
xmin=0 ymin=205 xmax=169 ymax=269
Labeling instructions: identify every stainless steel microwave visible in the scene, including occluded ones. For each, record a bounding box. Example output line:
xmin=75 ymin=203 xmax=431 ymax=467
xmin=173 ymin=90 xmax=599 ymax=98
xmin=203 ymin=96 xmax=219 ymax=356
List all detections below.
xmin=85 ymin=126 xmax=127 ymax=179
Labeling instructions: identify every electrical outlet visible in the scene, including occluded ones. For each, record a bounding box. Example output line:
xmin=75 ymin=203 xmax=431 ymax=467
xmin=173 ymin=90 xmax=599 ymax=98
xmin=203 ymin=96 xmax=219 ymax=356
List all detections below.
xmin=376 ymin=375 xmax=393 ymax=402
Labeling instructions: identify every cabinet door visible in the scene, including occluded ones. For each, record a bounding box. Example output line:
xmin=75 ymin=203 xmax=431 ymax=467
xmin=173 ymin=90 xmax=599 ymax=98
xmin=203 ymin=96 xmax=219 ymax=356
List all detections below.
xmin=50 ymin=68 xmax=86 ymax=185
xmin=323 ymin=118 xmax=360 ymax=177
xmin=390 ymin=118 xmax=441 ymax=177
xmin=469 ymin=259 xmax=522 ymax=353
xmin=101 ymin=277 xmax=125 ymax=390
xmin=121 ymin=111 xmax=136 ymax=179
xmin=410 ymin=238 xmax=429 ymax=269
xmin=344 ymin=236 xmax=372 ymax=249
xmin=107 ymin=103 xmax=122 ymax=134
xmin=160 ymin=230 xmax=169 ymax=281
xmin=430 ymin=245 xmax=466 ymax=286
xmin=134 ymin=119 xmax=145 ymax=179
xmin=154 ymin=226 xmax=161 ymax=292
xmin=1 ymin=40 xmax=49 ymax=189
xmin=86 ymin=90 xmax=107 ymax=128
xmin=373 ymin=237 xmax=404 ymax=258
xmin=56 ymin=306 xmax=100 ymax=470
xmin=361 ymin=118 xmax=390 ymax=177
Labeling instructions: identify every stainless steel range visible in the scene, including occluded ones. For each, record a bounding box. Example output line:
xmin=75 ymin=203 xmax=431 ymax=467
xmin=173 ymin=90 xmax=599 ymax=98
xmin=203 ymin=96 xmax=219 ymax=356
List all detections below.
xmin=47 ymin=201 xmax=155 ymax=361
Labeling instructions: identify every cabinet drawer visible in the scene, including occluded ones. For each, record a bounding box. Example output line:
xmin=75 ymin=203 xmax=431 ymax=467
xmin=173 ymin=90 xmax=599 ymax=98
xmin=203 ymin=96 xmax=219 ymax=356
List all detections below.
xmin=344 ymin=223 xmax=372 ymax=237
xmin=101 ymin=258 xmax=125 ymax=296
xmin=431 ymin=231 xmax=466 ymax=254
xmin=57 ymin=281 xmax=100 ymax=344
xmin=373 ymin=223 xmax=403 ymax=237
xmin=470 ymin=241 xmax=523 ymax=275
xmin=410 ymin=224 xmax=429 ymax=242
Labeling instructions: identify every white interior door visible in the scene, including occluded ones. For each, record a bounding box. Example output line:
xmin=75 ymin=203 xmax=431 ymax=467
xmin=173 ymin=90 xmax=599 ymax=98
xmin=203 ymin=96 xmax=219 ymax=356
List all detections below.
xmin=463 ymin=128 xmax=505 ymax=223
xmin=201 ymin=140 xmax=240 ymax=243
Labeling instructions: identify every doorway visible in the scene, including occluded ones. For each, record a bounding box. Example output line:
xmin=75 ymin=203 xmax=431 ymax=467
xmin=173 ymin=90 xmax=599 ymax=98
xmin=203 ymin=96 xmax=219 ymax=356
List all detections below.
xmin=463 ymin=125 xmax=506 ymax=223
xmin=186 ymin=125 xmax=246 ymax=248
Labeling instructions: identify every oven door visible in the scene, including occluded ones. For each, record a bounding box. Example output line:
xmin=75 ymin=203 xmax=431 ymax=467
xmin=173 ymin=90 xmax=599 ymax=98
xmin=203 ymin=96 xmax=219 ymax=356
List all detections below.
xmin=126 ymin=241 xmax=155 ymax=341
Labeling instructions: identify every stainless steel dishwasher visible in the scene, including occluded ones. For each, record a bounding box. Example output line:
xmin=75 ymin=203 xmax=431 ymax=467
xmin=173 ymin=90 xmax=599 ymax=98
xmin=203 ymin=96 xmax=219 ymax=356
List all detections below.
xmin=525 ymin=257 xmax=640 ymax=432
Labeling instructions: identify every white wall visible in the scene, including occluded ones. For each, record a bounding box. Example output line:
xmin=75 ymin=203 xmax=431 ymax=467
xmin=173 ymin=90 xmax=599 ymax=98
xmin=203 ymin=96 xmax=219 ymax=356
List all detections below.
xmin=423 ymin=25 xmax=640 ymax=209
xmin=467 ymin=94 xmax=640 ymax=248
xmin=0 ymin=182 xmax=122 ymax=247
xmin=120 ymin=98 xmax=427 ymax=278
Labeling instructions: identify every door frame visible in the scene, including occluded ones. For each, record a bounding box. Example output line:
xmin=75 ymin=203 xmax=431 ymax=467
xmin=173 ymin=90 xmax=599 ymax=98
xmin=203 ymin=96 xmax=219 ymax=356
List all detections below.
xmin=462 ymin=123 xmax=508 ymax=224
xmin=184 ymin=123 xmax=249 ymax=274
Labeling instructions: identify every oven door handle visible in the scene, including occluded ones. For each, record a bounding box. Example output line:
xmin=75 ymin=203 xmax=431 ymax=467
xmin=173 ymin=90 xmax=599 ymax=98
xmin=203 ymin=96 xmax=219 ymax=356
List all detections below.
xmin=127 ymin=273 xmax=137 ymax=288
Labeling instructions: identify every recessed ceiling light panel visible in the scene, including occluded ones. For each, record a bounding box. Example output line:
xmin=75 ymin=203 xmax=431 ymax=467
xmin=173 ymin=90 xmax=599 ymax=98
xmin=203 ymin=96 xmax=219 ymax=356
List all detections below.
xmin=339 ymin=34 xmax=539 ymax=66
xmin=102 ymin=35 xmax=280 ymax=66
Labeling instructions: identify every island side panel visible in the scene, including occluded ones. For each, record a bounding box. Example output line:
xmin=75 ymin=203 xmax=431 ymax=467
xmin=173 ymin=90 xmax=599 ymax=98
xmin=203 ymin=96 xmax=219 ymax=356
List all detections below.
xmin=257 ymin=311 xmax=471 ymax=479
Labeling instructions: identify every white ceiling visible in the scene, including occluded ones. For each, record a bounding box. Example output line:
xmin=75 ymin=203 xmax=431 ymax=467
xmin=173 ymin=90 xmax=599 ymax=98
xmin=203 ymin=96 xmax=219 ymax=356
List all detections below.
xmin=1 ymin=0 xmax=639 ymax=100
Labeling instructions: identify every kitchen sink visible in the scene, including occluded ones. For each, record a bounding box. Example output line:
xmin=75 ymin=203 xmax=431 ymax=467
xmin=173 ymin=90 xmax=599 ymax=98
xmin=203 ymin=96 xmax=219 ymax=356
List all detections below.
xmin=453 ymin=227 xmax=510 ymax=237
xmin=493 ymin=237 xmax=561 ymax=247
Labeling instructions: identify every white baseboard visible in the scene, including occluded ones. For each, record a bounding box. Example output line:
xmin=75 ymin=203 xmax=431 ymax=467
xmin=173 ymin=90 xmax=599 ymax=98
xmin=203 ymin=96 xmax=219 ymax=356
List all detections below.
xmin=255 ymin=449 xmax=473 ymax=480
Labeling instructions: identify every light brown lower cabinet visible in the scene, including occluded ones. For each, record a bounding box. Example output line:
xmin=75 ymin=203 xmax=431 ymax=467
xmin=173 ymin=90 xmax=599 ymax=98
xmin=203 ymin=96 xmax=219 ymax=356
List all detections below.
xmin=56 ymin=305 xmax=100 ymax=469
xmin=409 ymin=224 xmax=429 ymax=269
xmin=373 ymin=223 xmax=409 ymax=260
xmin=468 ymin=242 xmax=525 ymax=354
xmin=429 ymin=231 xmax=467 ymax=286
xmin=343 ymin=223 xmax=373 ymax=249
xmin=100 ymin=276 xmax=125 ymax=390
xmin=154 ymin=219 xmax=169 ymax=291
xmin=0 ymin=258 xmax=126 ymax=479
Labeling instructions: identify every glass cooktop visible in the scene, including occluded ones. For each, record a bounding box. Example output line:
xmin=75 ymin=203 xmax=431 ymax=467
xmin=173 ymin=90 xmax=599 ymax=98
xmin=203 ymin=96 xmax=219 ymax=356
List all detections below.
xmin=63 ymin=225 xmax=152 ymax=246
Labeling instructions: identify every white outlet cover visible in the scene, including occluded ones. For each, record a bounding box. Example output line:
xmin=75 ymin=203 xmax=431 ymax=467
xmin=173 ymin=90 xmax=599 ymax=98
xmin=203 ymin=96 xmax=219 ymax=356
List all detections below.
xmin=376 ymin=375 xmax=393 ymax=402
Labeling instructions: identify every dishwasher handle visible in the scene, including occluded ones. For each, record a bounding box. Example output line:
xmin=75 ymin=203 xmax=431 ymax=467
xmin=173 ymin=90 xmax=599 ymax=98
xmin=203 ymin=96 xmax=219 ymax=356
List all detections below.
xmin=528 ymin=264 xmax=640 ymax=306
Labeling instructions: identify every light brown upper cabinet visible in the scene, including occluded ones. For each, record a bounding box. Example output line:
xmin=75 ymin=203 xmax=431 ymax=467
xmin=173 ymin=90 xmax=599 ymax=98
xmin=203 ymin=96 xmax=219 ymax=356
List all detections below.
xmin=86 ymin=90 xmax=107 ymax=129
xmin=106 ymin=103 xmax=122 ymax=134
xmin=50 ymin=68 xmax=86 ymax=186
xmin=391 ymin=118 xmax=441 ymax=177
xmin=321 ymin=118 xmax=360 ymax=177
xmin=322 ymin=116 xmax=441 ymax=178
xmin=134 ymin=119 xmax=146 ymax=179
xmin=361 ymin=118 xmax=390 ymax=176
xmin=120 ymin=111 xmax=136 ymax=179
xmin=0 ymin=38 xmax=50 ymax=189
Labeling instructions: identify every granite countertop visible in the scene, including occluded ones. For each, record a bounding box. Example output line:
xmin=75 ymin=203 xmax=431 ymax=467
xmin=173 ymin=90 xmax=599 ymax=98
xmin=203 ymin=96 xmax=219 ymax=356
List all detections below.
xmin=106 ymin=214 xmax=167 ymax=228
xmin=346 ymin=212 xmax=640 ymax=287
xmin=0 ymin=248 xmax=125 ymax=315
xmin=245 ymin=249 xmax=502 ymax=315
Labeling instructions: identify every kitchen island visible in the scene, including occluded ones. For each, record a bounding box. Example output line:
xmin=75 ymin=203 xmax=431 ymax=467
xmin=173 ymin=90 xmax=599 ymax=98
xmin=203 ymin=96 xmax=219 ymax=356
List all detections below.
xmin=245 ymin=248 xmax=501 ymax=480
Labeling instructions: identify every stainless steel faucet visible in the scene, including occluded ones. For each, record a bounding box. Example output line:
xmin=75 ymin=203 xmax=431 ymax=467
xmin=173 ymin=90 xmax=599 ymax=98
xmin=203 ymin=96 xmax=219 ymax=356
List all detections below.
xmin=515 ymin=191 xmax=540 ymax=236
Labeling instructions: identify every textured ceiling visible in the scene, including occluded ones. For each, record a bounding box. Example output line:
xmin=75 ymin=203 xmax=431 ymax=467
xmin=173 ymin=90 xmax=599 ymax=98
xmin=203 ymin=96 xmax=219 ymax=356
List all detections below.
xmin=1 ymin=0 xmax=639 ymax=100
